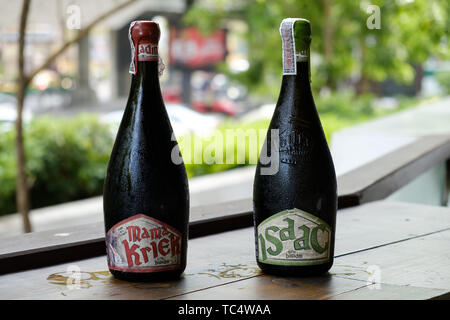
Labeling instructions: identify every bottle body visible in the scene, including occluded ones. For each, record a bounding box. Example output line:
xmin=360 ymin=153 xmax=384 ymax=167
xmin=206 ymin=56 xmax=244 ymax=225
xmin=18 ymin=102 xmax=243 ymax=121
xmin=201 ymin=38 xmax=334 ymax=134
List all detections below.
xmin=253 ymin=19 xmax=337 ymax=276
xmin=103 ymin=21 xmax=189 ymax=282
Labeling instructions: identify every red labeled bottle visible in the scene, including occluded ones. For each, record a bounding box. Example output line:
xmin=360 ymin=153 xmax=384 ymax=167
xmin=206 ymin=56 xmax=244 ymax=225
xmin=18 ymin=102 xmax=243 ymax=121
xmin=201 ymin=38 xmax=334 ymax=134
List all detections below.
xmin=103 ymin=21 xmax=189 ymax=281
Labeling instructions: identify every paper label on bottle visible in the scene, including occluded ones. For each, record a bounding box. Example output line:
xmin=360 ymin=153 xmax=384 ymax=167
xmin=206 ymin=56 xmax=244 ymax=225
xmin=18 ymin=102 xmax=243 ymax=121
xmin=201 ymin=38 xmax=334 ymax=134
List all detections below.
xmin=138 ymin=43 xmax=159 ymax=61
xmin=257 ymin=208 xmax=331 ymax=266
xmin=280 ymin=18 xmax=297 ymax=75
xmin=280 ymin=18 xmax=309 ymax=75
xmin=128 ymin=20 xmax=165 ymax=76
xmin=128 ymin=21 xmax=137 ymax=75
xmin=106 ymin=214 xmax=182 ymax=273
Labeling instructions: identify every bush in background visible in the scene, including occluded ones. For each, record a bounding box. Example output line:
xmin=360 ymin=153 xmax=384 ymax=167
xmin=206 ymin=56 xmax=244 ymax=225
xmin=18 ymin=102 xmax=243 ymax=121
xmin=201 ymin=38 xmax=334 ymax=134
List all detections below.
xmin=436 ymin=71 xmax=450 ymax=94
xmin=0 ymin=114 xmax=114 ymax=215
xmin=182 ymin=118 xmax=269 ymax=178
xmin=0 ymin=93 xmax=423 ymax=216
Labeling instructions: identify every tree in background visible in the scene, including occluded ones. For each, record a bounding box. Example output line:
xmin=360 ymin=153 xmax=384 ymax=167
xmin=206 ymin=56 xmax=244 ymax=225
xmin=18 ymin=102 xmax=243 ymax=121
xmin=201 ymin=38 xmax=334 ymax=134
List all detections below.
xmin=15 ymin=0 xmax=137 ymax=232
xmin=183 ymin=0 xmax=449 ymax=97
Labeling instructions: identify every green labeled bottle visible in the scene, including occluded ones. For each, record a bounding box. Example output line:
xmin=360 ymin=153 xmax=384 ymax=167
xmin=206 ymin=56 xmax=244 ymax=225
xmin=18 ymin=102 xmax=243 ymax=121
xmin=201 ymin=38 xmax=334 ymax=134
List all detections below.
xmin=253 ymin=18 xmax=337 ymax=276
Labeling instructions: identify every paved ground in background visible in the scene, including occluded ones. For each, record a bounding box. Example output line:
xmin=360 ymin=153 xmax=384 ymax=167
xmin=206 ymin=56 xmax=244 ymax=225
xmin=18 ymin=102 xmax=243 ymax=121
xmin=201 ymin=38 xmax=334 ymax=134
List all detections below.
xmin=331 ymin=96 xmax=450 ymax=174
xmin=1 ymin=96 xmax=449 ymax=237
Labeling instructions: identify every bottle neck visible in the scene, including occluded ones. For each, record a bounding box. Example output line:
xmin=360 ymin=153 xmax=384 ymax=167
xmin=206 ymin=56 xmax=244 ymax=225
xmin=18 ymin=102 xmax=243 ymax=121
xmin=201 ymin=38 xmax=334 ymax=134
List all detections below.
xmin=133 ymin=61 xmax=159 ymax=81
xmin=131 ymin=61 xmax=161 ymax=95
xmin=128 ymin=61 xmax=163 ymax=109
xmin=282 ymin=61 xmax=311 ymax=90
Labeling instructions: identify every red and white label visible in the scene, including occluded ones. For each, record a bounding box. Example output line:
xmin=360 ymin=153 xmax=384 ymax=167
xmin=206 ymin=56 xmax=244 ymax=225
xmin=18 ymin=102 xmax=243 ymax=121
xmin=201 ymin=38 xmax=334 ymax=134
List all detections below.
xmin=280 ymin=18 xmax=297 ymax=75
xmin=138 ymin=43 xmax=158 ymax=61
xmin=106 ymin=214 xmax=182 ymax=273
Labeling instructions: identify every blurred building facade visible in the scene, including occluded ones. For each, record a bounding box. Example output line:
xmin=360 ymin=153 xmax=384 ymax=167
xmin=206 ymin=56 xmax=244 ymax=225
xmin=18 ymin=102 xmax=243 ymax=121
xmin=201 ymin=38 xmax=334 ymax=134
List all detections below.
xmin=0 ymin=0 xmax=249 ymax=115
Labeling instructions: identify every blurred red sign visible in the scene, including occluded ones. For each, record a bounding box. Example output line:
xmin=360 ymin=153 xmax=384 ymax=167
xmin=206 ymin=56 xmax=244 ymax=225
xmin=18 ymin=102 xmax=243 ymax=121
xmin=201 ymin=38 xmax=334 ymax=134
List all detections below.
xmin=169 ymin=27 xmax=226 ymax=68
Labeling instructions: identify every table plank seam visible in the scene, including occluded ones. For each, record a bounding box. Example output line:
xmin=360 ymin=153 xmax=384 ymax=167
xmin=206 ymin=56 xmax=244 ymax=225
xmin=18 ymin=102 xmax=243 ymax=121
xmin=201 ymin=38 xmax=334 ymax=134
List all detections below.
xmin=162 ymin=275 xmax=262 ymax=300
xmin=323 ymin=283 xmax=373 ymax=300
xmin=335 ymin=226 xmax=450 ymax=258
xmin=327 ymin=282 xmax=449 ymax=300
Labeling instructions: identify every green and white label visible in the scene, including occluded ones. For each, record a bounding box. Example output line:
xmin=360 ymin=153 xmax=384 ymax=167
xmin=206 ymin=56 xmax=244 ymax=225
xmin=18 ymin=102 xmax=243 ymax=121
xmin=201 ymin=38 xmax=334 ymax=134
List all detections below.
xmin=257 ymin=208 xmax=331 ymax=266
xmin=280 ymin=18 xmax=310 ymax=75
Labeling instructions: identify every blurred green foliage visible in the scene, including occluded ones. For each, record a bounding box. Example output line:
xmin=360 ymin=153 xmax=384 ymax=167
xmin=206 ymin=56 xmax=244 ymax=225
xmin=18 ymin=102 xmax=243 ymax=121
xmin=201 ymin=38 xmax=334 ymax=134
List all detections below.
xmin=0 ymin=114 xmax=113 ymax=215
xmin=0 ymin=94 xmax=423 ymax=215
xmin=182 ymin=118 xmax=268 ymax=177
xmin=182 ymin=91 xmax=423 ymax=177
xmin=184 ymin=0 xmax=449 ymax=97
xmin=436 ymin=71 xmax=450 ymax=94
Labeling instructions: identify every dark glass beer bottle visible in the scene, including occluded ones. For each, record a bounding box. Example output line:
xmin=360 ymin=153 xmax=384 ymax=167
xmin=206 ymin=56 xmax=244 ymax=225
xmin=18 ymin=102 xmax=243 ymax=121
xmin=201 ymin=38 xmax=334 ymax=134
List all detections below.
xmin=253 ymin=18 xmax=337 ymax=276
xmin=103 ymin=21 xmax=189 ymax=282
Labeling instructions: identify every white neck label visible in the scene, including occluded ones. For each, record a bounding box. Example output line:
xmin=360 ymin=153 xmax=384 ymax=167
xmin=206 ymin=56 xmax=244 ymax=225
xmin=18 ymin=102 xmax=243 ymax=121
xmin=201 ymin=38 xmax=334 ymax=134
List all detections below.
xmin=280 ymin=18 xmax=297 ymax=75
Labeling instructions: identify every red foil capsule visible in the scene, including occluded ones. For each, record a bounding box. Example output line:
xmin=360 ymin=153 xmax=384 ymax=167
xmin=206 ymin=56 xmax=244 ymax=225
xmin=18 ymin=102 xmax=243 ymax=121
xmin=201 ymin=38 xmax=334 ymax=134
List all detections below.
xmin=128 ymin=21 xmax=160 ymax=75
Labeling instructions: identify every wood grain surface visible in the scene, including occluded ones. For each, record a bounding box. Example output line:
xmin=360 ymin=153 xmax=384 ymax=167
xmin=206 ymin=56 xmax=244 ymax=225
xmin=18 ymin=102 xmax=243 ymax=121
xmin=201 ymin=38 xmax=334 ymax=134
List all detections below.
xmin=1 ymin=201 xmax=450 ymax=300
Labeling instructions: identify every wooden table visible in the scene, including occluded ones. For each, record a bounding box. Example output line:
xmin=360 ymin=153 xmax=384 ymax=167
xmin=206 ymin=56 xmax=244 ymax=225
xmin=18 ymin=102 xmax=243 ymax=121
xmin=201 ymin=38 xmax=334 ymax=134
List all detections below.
xmin=1 ymin=200 xmax=450 ymax=300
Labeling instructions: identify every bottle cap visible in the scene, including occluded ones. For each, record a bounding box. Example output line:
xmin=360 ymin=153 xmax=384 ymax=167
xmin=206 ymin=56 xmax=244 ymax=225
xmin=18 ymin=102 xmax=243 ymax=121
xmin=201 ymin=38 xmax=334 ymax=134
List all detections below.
xmin=130 ymin=20 xmax=160 ymax=45
xmin=280 ymin=18 xmax=311 ymax=76
xmin=292 ymin=19 xmax=311 ymax=55
xmin=128 ymin=20 xmax=165 ymax=76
